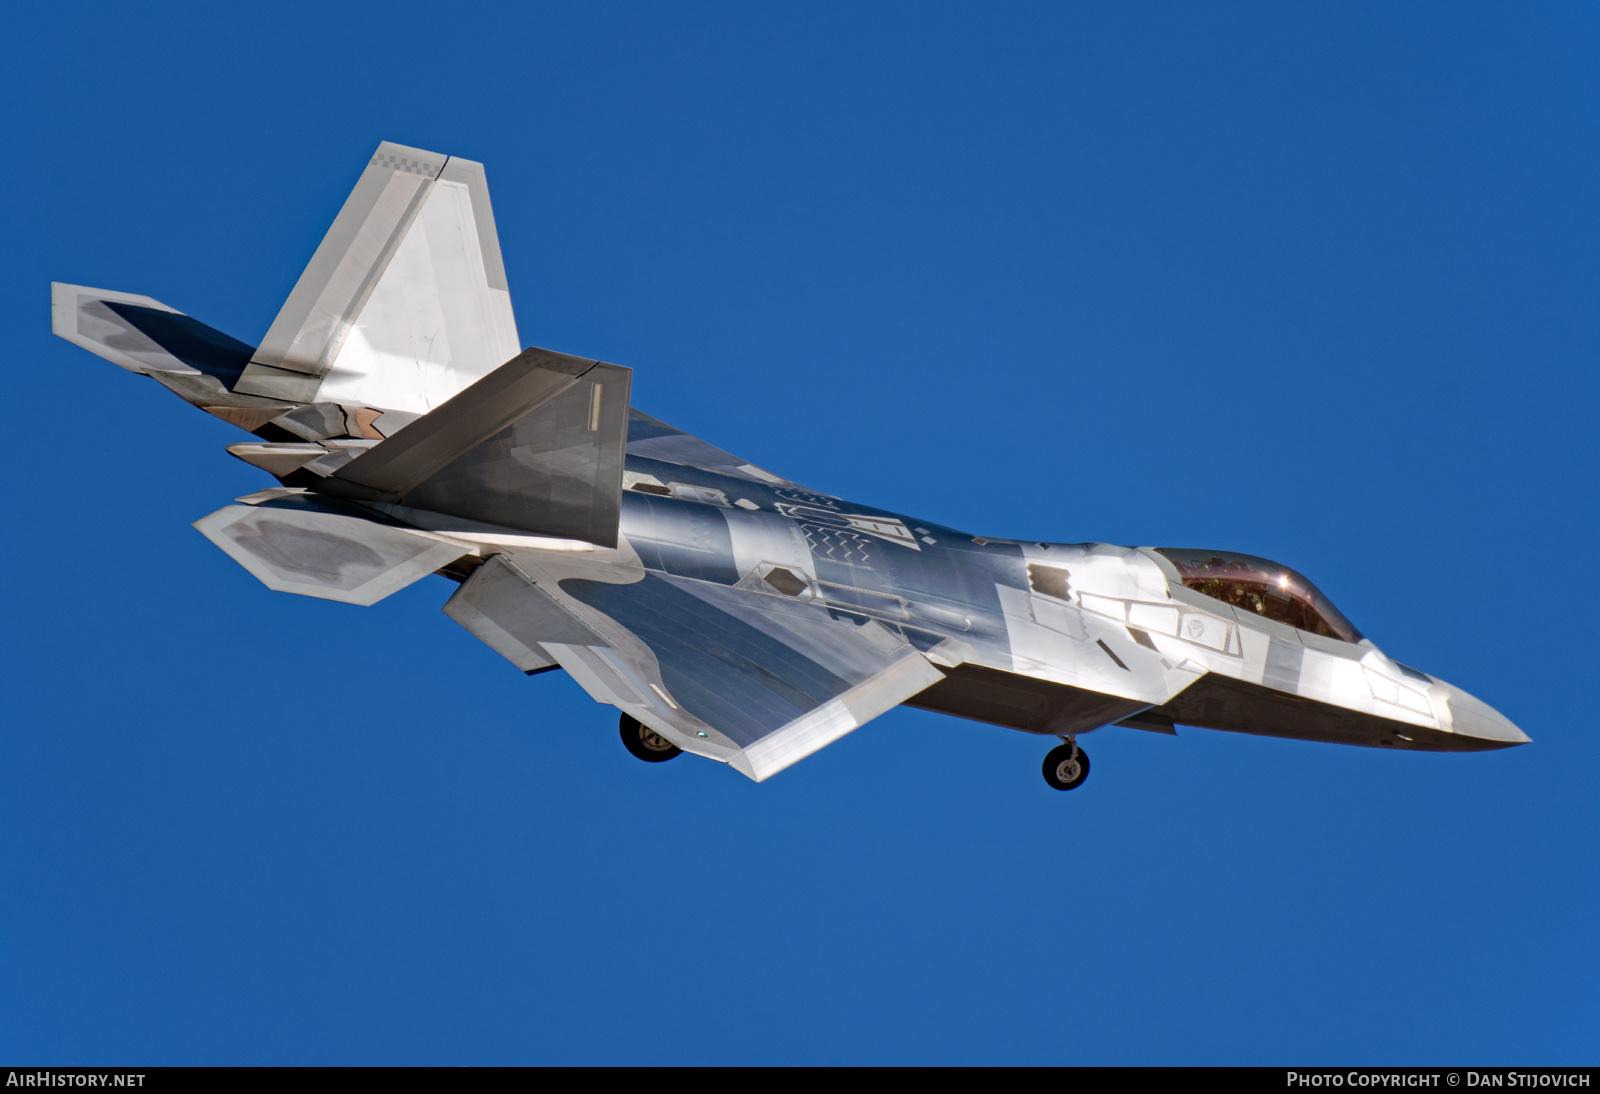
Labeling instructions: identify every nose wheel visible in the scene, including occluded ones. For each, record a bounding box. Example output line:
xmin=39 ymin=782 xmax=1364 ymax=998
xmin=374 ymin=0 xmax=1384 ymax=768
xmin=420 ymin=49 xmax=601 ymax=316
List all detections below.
xmin=1042 ymin=740 xmax=1090 ymax=790
xmin=620 ymin=713 xmax=682 ymax=762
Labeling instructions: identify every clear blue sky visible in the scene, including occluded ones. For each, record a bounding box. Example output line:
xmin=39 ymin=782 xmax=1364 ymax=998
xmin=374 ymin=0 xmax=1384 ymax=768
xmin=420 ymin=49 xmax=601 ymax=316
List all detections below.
xmin=2 ymin=1 xmax=1595 ymax=1065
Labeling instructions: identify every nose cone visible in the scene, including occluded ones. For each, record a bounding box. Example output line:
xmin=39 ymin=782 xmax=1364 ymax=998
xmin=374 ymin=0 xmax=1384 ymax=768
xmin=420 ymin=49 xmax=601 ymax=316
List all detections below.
xmin=1442 ymin=683 xmax=1530 ymax=749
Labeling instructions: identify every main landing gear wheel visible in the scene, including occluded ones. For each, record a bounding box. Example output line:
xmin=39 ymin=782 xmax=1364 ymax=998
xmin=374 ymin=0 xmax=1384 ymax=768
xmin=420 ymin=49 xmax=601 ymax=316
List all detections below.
xmin=1042 ymin=742 xmax=1090 ymax=791
xmin=620 ymin=713 xmax=682 ymax=762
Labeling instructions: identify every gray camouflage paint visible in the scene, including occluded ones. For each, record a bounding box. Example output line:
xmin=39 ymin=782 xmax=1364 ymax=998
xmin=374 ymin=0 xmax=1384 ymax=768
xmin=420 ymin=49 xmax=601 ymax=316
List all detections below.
xmin=51 ymin=284 xmax=1532 ymax=780
xmin=48 ymin=139 xmax=1529 ymax=784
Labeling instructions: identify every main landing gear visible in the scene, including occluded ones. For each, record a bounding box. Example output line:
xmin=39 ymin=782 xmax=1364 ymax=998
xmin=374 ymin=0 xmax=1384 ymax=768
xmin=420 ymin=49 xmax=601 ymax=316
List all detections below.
xmin=620 ymin=713 xmax=682 ymax=762
xmin=1042 ymin=737 xmax=1090 ymax=791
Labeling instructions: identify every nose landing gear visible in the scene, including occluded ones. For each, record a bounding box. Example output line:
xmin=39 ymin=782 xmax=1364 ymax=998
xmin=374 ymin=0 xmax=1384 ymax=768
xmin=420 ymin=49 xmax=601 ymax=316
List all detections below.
xmin=1042 ymin=737 xmax=1090 ymax=790
xmin=620 ymin=713 xmax=682 ymax=762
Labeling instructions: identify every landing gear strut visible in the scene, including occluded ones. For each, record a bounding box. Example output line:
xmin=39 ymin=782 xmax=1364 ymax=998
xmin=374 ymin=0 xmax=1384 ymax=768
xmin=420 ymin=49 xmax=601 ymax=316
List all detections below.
xmin=1042 ymin=737 xmax=1090 ymax=791
xmin=620 ymin=713 xmax=682 ymax=762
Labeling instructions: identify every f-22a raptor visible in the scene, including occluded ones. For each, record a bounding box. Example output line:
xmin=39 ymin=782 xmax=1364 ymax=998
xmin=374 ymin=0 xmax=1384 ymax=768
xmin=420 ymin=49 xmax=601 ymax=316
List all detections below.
xmin=52 ymin=141 xmax=1529 ymax=789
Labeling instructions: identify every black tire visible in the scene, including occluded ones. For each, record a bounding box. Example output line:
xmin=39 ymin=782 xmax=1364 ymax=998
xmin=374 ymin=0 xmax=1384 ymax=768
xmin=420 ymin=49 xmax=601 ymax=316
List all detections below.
xmin=620 ymin=713 xmax=682 ymax=762
xmin=1042 ymin=743 xmax=1090 ymax=790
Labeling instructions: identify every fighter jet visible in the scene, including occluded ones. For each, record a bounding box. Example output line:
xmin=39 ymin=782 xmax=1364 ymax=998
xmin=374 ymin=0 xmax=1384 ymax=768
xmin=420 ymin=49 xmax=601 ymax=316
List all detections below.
xmin=51 ymin=141 xmax=1529 ymax=789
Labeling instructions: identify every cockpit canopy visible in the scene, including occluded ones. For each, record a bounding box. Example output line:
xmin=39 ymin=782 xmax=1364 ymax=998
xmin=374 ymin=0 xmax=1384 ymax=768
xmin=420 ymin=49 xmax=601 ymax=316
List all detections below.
xmin=1153 ymin=548 xmax=1363 ymax=644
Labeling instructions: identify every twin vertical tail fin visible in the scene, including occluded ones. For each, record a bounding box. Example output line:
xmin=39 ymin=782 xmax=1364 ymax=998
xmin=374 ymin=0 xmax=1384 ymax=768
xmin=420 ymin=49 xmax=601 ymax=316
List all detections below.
xmin=322 ymin=346 xmax=632 ymax=548
xmin=56 ymin=139 xmax=634 ymax=558
xmin=234 ymin=142 xmax=521 ymax=413
xmin=54 ymin=140 xmax=525 ymax=427
xmin=193 ymin=343 xmax=633 ymax=612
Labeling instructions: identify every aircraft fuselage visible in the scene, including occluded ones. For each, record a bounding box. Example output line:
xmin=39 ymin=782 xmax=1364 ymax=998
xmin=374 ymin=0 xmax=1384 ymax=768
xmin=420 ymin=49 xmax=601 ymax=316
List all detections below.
xmin=613 ymin=452 xmax=1526 ymax=754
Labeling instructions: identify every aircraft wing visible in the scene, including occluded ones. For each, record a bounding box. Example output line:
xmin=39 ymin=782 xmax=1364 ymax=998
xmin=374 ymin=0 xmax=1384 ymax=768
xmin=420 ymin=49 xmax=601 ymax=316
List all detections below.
xmin=444 ymin=550 xmax=945 ymax=781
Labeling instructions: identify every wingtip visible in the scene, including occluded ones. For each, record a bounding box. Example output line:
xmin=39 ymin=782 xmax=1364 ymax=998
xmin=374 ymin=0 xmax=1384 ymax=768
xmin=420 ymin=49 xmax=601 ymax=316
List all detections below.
xmin=727 ymin=753 xmax=764 ymax=782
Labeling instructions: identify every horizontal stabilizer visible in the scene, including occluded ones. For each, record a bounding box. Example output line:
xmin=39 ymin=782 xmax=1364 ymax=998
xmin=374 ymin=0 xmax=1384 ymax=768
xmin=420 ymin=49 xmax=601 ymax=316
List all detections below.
xmin=194 ymin=496 xmax=471 ymax=605
xmin=51 ymin=283 xmax=259 ymax=388
xmin=324 ymin=346 xmax=632 ymax=548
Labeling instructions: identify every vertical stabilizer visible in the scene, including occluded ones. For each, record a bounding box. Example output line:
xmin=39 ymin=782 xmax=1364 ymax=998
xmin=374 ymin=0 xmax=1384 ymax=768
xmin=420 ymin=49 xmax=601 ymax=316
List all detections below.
xmin=323 ymin=346 xmax=633 ymax=548
xmin=235 ymin=142 xmax=520 ymax=415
